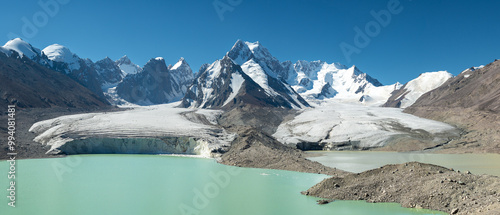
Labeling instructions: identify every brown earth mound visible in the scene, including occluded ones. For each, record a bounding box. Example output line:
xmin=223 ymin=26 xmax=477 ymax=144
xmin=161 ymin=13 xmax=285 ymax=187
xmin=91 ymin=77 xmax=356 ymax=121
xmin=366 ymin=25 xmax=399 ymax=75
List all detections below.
xmin=304 ymin=162 xmax=500 ymax=215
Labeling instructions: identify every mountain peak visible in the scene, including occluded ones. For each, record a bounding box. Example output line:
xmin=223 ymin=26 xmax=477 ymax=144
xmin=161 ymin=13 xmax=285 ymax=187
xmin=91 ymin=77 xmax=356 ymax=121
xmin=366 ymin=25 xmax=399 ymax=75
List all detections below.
xmin=171 ymin=57 xmax=189 ymax=70
xmin=144 ymin=57 xmax=168 ymax=72
xmin=3 ymin=38 xmax=41 ymax=58
xmin=227 ymin=40 xmax=253 ymax=65
xmin=99 ymin=56 xmax=114 ymax=64
xmin=116 ymin=55 xmax=141 ymax=75
xmin=116 ymin=55 xmax=131 ymax=64
xmin=244 ymin=41 xmax=261 ymax=51
xmin=42 ymin=44 xmax=78 ymax=63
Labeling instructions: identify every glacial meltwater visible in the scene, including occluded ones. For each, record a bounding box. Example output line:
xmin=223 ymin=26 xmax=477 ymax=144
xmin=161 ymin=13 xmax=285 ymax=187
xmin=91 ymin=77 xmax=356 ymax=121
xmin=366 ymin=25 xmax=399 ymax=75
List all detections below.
xmin=0 ymin=155 xmax=444 ymax=215
xmin=307 ymin=151 xmax=500 ymax=176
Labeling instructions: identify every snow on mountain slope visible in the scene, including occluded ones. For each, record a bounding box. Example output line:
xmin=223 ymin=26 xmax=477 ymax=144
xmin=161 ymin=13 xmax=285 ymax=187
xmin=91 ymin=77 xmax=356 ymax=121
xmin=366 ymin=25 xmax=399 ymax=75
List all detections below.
xmin=181 ymin=55 xmax=308 ymax=109
xmin=29 ymin=104 xmax=235 ymax=157
xmin=3 ymin=38 xmax=41 ymax=59
xmin=399 ymin=71 xmax=452 ymax=108
xmin=42 ymin=44 xmax=81 ymax=71
xmin=358 ymin=82 xmax=403 ymax=106
xmin=287 ymin=60 xmax=396 ymax=106
xmin=224 ymin=40 xmax=309 ymax=109
xmin=223 ymin=72 xmax=245 ymax=106
xmin=240 ymin=59 xmax=278 ymax=96
xmin=384 ymin=71 xmax=453 ymax=108
xmin=273 ymin=102 xmax=459 ymax=149
xmin=169 ymin=57 xmax=194 ymax=94
xmin=116 ymin=55 xmax=142 ymax=75
xmin=460 ymin=65 xmax=484 ymax=79
xmin=182 ymin=57 xmax=243 ymax=108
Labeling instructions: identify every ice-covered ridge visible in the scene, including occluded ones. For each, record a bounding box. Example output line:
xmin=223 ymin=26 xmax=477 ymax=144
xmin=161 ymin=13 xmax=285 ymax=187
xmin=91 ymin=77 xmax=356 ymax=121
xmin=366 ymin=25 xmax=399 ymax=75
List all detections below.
xmin=398 ymin=71 xmax=452 ymax=108
xmin=273 ymin=102 xmax=459 ymax=149
xmin=29 ymin=104 xmax=235 ymax=157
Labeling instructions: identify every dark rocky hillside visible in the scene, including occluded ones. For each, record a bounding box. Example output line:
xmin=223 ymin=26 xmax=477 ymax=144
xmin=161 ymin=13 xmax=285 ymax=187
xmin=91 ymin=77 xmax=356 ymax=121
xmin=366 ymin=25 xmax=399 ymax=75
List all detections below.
xmin=405 ymin=60 xmax=500 ymax=153
xmin=0 ymin=53 xmax=110 ymax=110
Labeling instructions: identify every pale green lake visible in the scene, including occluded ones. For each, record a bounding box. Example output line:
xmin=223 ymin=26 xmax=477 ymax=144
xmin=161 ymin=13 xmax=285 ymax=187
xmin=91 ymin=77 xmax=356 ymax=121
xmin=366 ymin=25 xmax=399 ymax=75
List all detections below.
xmin=0 ymin=155 xmax=444 ymax=215
xmin=307 ymin=151 xmax=500 ymax=176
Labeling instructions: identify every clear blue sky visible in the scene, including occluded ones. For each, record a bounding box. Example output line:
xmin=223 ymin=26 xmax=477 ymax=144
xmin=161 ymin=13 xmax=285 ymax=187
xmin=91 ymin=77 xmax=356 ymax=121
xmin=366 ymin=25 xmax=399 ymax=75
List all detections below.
xmin=1 ymin=0 xmax=499 ymax=84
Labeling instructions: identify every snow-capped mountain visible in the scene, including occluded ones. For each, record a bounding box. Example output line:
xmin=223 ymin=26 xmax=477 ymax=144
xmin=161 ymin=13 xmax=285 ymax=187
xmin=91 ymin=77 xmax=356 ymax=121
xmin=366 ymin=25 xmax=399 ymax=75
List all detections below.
xmin=226 ymin=40 xmax=399 ymax=106
xmin=227 ymin=40 xmax=286 ymax=78
xmin=42 ymin=44 xmax=81 ymax=71
xmin=2 ymin=38 xmax=52 ymax=67
xmin=116 ymin=55 xmax=142 ymax=75
xmin=180 ymin=40 xmax=310 ymax=110
xmin=3 ymin=38 xmax=42 ymax=59
xmin=116 ymin=57 xmax=192 ymax=105
xmin=286 ymin=60 xmax=394 ymax=105
xmin=181 ymin=56 xmax=308 ymax=109
xmin=1 ymin=38 xmax=456 ymax=109
xmin=2 ymin=38 xmax=196 ymax=106
xmin=40 ymin=44 xmax=106 ymax=99
xmin=229 ymin=41 xmax=310 ymax=108
xmin=384 ymin=71 xmax=453 ymax=108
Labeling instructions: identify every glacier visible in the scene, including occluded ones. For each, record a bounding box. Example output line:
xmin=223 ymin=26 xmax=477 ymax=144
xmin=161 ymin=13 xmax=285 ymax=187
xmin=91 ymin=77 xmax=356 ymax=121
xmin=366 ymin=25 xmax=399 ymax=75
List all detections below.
xmin=273 ymin=102 xmax=460 ymax=150
xmin=29 ymin=103 xmax=235 ymax=157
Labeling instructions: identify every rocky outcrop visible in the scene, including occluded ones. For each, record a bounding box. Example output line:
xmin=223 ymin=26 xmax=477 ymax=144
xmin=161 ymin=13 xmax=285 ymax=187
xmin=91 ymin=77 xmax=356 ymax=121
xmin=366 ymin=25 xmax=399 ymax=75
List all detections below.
xmin=219 ymin=128 xmax=348 ymax=176
xmin=95 ymin=57 xmax=125 ymax=86
xmin=304 ymin=162 xmax=500 ymax=215
xmin=116 ymin=57 xmax=187 ymax=105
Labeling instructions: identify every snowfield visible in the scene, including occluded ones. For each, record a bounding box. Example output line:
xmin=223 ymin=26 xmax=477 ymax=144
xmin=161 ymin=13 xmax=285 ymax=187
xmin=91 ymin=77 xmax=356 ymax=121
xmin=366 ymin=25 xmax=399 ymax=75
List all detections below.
xmin=273 ymin=101 xmax=459 ymax=148
xmin=29 ymin=104 xmax=234 ymax=157
xmin=397 ymin=71 xmax=453 ymax=108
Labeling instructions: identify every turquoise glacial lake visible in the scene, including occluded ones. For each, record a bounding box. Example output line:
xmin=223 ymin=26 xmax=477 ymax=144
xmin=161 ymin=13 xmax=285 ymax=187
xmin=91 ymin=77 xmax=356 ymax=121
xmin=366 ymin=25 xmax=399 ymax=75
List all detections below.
xmin=0 ymin=155 xmax=444 ymax=215
xmin=307 ymin=151 xmax=500 ymax=176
